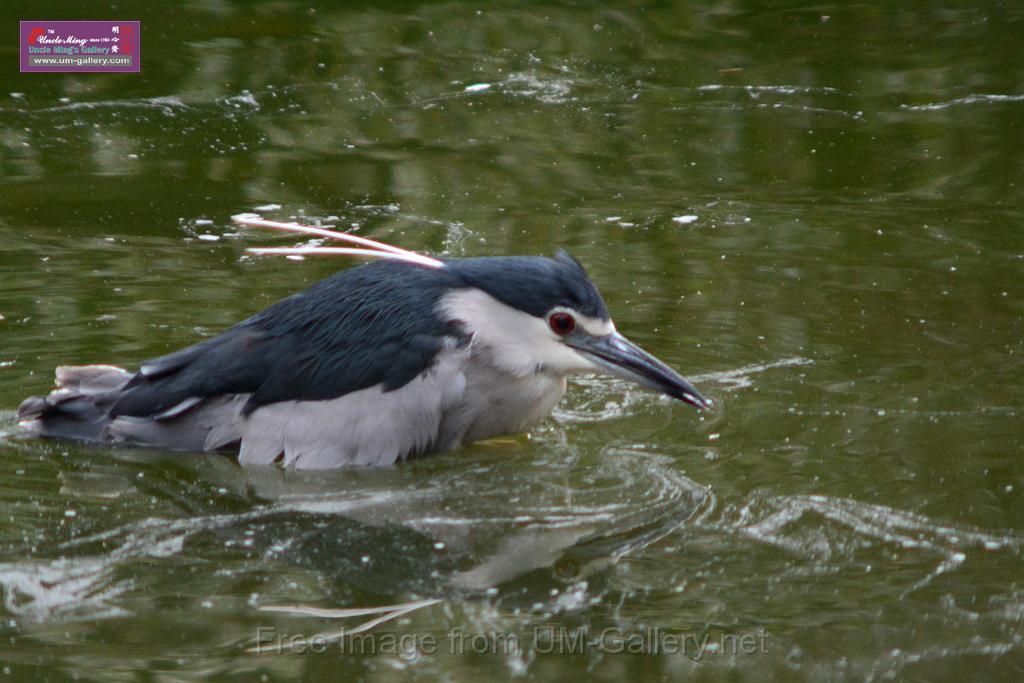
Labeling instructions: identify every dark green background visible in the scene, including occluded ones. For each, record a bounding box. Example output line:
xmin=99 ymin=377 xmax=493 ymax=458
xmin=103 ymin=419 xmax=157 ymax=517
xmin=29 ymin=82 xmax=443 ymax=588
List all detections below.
xmin=1 ymin=1 xmax=1022 ymax=680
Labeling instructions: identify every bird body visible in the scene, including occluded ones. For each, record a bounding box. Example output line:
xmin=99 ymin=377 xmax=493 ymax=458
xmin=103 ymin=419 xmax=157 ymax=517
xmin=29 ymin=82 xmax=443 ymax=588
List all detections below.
xmin=19 ymin=221 xmax=708 ymax=469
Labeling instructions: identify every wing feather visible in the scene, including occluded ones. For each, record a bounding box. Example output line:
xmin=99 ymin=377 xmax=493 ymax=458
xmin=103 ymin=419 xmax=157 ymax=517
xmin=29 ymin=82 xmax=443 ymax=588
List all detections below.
xmin=110 ymin=260 xmax=466 ymax=419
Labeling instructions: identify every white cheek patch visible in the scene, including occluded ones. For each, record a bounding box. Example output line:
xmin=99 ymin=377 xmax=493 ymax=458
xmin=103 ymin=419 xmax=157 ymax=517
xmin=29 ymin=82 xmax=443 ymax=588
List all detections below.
xmin=438 ymin=290 xmax=600 ymax=376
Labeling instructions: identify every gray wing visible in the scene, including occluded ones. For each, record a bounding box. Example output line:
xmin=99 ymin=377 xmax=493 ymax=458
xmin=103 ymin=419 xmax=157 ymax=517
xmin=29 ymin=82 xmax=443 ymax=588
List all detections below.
xmin=109 ymin=261 xmax=465 ymax=418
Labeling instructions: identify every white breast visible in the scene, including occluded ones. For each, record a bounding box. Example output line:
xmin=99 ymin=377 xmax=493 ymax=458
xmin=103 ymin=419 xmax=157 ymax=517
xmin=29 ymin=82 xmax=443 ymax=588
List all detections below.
xmin=235 ymin=340 xmax=471 ymax=468
xmin=437 ymin=360 xmax=567 ymax=448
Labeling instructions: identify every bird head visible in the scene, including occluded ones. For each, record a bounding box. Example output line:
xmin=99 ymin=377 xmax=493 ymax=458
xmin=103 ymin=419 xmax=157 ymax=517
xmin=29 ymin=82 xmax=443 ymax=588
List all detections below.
xmin=442 ymin=251 xmax=709 ymax=410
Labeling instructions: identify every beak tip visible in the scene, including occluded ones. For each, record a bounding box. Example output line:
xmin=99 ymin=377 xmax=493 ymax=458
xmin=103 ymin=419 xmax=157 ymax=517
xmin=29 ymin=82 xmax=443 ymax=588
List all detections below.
xmin=684 ymin=392 xmax=712 ymax=411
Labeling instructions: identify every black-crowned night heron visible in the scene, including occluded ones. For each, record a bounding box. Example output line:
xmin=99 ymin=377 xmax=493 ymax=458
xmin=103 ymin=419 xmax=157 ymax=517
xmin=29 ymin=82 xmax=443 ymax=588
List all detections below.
xmin=19 ymin=217 xmax=709 ymax=469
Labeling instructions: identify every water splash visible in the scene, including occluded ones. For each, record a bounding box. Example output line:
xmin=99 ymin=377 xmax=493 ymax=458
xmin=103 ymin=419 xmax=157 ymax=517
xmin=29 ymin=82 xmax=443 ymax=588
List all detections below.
xmin=692 ymin=357 xmax=814 ymax=391
xmin=0 ymin=526 xmax=186 ymax=622
xmin=900 ymin=93 xmax=1024 ymax=112
xmin=697 ymin=84 xmax=841 ymax=96
xmin=0 ymin=95 xmax=187 ymax=115
xmin=718 ymin=493 xmax=1021 ymax=598
xmin=501 ymin=72 xmax=574 ymax=104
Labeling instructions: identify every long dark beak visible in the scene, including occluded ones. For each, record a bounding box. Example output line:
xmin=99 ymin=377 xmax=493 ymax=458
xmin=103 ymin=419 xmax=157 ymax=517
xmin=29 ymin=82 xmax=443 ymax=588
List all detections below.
xmin=566 ymin=332 xmax=710 ymax=410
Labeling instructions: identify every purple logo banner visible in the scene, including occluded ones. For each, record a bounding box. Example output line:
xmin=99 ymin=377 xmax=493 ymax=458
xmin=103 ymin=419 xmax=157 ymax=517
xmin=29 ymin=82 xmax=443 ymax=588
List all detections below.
xmin=20 ymin=20 xmax=140 ymax=73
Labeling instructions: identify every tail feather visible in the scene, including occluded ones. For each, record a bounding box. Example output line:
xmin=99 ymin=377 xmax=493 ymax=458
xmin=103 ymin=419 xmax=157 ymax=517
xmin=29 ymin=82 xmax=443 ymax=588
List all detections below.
xmin=19 ymin=365 xmax=134 ymax=442
xmin=54 ymin=364 xmax=134 ymax=395
xmin=19 ymin=364 xmax=245 ymax=453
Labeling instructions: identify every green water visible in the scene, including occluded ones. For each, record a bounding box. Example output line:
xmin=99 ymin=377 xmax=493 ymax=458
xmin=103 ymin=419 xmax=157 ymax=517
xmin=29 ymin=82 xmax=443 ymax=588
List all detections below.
xmin=1 ymin=1 xmax=1023 ymax=680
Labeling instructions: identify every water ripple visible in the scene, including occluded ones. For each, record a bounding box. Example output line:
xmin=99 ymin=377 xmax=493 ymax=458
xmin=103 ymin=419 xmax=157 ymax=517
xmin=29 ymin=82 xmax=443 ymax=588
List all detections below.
xmin=0 ymin=450 xmax=710 ymax=623
xmin=719 ymin=493 xmax=1021 ymax=596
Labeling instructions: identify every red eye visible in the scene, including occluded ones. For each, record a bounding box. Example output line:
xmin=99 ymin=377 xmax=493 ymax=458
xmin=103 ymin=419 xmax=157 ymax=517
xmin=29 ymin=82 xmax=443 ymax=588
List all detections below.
xmin=548 ymin=312 xmax=576 ymax=335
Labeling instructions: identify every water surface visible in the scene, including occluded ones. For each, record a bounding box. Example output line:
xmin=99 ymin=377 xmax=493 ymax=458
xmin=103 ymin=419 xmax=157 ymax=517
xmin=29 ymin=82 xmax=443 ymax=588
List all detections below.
xmin=1 ymin=1 xmax=1023 ymax=680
